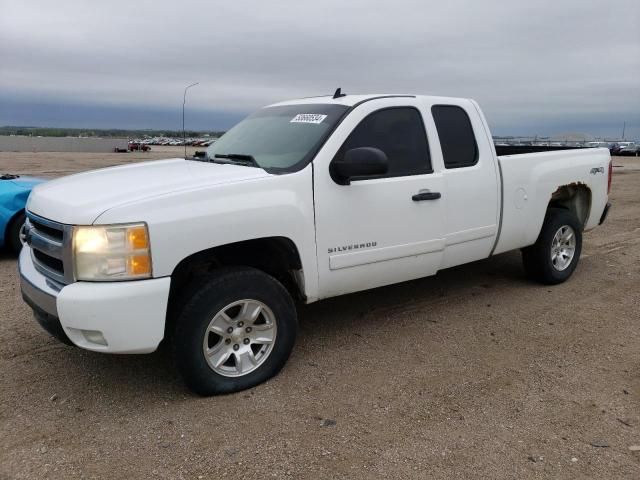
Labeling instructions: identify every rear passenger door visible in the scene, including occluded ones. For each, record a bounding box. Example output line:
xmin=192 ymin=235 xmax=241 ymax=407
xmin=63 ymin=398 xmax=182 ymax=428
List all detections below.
xmin=430 ymin=102 xmax=500 ymax=268
xmin=313 ymin=99 xmax=445 ymax=299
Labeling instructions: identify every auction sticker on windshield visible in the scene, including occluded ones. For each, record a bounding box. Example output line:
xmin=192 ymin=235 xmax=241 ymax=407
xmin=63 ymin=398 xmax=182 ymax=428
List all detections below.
xmin=290 ymin=114 xmax=327 ymax=124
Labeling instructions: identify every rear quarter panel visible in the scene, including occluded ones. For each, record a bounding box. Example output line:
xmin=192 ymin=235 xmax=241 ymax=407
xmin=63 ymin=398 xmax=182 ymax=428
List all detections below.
xmin=494 ymin=148 xmax=610 ymax=255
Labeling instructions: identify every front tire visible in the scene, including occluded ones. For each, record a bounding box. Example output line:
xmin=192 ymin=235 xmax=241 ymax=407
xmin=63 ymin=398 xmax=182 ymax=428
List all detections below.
xmin=522 ymin=208 xmax=583 ymax=284
xmin=172 ymin=267 xmax=297 ymax=396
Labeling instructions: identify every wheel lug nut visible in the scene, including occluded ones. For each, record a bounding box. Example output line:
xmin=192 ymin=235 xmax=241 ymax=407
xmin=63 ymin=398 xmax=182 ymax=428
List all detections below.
xmin=227 ymin=327 xmax=233 ymax=334
xmin=225 ymin=338 xmax=231 ymax=344
xmin=238 ymin=321 xmax=244 ymax=327
xmin=246 ymin=327 xmax=252 ymax=333
xmin=243 ymin=338 xmax=250 ymax=345
xmin=233 ymin=344 xmax=239 ymax=351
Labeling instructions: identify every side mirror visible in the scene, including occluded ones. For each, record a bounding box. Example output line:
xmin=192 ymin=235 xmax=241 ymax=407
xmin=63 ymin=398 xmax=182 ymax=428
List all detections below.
xmin=330 ymin=147 xmax=389 ymax=185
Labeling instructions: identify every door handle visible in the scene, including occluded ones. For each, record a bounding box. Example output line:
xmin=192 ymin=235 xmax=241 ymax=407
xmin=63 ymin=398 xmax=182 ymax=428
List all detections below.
xmin=412 ymin=191 xmax=441 ymax=201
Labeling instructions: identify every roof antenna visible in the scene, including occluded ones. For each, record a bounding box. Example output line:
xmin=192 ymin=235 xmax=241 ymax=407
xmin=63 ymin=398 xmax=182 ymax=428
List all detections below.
xmin=182 ymin=82 xmax=199 ymax=159
xmin=333 ymin=87 xmax=346 ymax=99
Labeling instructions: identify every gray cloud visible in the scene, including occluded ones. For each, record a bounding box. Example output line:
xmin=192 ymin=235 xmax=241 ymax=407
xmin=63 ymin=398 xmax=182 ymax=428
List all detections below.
xmin=1 ymin=0 xmax=639 ymax=137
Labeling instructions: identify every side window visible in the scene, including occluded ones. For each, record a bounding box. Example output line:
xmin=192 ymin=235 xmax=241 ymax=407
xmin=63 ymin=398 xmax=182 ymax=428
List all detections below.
xmin=431 ymin=105 xmax=478 ymax=169
xmin=337 ymin=107 xmax=432 ymax=178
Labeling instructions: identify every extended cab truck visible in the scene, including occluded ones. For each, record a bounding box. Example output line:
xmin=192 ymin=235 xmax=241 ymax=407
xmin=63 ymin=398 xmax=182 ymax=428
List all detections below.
xmin=19 ymin=94 xmax=612 ymax=395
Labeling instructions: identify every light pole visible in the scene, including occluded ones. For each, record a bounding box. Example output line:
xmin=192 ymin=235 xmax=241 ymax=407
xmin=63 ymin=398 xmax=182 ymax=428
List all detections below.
xmin=182 ymin=82 xmax=199 ymax=158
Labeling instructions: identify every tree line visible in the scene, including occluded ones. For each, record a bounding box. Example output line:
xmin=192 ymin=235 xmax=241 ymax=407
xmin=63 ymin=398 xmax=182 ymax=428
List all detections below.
xmin=0 ymin=126 xmax=225 ymax=138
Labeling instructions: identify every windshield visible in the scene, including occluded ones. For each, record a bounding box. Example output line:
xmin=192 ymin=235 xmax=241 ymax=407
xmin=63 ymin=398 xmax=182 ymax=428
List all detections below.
xmin=206 ymin=103 xmax=349 ymax=172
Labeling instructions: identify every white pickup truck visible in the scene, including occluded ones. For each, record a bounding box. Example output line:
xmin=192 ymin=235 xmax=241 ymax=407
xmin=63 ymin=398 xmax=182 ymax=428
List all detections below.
xmin=19 ymin=93 xmax=612 ymax=395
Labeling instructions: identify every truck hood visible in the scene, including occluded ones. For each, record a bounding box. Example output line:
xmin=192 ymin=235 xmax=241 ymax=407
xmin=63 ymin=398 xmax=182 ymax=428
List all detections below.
xmin=26 ymin=158 xmax=271 ymax=224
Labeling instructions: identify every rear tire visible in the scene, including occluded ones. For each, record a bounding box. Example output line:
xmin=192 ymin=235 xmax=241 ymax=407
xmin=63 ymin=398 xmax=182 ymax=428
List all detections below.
xmin=6 ymin=211 xmax=25 ymax=254
xmin=522 ymin=208 xmax=582 ymax=284
xmin=172 ymin=267 xmax=297 ymax=396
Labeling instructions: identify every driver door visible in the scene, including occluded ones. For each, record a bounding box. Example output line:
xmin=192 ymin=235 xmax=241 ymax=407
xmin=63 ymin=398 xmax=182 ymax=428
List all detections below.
xmin=312 ymin=100 xmax=445 ymax=299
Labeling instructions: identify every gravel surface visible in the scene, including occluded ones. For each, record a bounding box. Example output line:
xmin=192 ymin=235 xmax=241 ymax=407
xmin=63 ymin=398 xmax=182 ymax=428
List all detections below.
xmin=1 ymin=148 xmax=639 ymax=479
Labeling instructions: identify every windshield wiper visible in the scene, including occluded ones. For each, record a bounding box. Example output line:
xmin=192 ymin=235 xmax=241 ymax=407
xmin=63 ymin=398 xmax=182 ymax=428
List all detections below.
xmin=212 ymin=153 xmax=260 ymax=168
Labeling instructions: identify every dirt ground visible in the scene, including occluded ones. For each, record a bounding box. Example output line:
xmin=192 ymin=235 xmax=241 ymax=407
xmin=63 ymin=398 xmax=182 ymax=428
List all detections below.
xmin=1 ymin=147 xmax=639 ymax=479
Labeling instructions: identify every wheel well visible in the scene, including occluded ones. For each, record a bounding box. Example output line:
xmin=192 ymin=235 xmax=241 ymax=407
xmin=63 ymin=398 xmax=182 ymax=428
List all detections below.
xmin=166 ymin=237 xmax=305 ymax=335
xmin=548 ymin=184 xmax=591 ymax=229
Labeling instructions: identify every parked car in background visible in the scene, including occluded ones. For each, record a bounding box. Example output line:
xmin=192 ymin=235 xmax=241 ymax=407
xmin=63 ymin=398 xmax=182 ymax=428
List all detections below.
xmin=0 ymin=174 xmax=44 ymax=253
xmin=585 ymin=141 xmax=621 ymax=156
xmin=128 ymin=141 xmax=151 ymax=152
xmin=609 ymin=142 xmax=634 ymax=156
xmin=617 ymin=143 xmax=639 ymax=156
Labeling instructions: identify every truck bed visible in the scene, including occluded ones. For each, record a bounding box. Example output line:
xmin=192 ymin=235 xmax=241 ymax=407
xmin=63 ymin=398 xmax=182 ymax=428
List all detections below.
xmin=492 ymin=147 xmax=610 ymax=256
xmin=495 ymin=145 xmax=583 ymax=156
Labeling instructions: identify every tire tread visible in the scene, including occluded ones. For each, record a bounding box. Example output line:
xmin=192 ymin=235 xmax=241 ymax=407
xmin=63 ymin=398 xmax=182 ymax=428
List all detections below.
xmin=172 ymin=267 xmax=297 ymax=396
xmin=522 ymin=207 xmax=582 ymax=285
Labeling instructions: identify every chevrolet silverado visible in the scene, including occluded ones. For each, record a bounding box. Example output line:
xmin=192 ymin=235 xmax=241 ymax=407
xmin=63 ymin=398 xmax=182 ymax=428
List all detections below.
xmin=19 ymin=93 xmax=612 ymax=395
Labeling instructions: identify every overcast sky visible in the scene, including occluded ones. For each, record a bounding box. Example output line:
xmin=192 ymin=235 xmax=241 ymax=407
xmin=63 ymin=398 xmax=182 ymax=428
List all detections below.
xmin=1 ymin=0 xmax=639 ymax=138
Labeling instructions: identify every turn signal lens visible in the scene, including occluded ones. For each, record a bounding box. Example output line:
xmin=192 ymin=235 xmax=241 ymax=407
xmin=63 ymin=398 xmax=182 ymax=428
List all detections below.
xmin=128 ymin=255 xmax=151 ymax=276
xmin=128 ymin=226 xmax=149 ymax=250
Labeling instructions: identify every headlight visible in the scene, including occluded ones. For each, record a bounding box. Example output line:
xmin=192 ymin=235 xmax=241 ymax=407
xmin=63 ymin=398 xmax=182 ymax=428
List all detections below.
xmin=73 ymin=223 xmax=152 ymax=281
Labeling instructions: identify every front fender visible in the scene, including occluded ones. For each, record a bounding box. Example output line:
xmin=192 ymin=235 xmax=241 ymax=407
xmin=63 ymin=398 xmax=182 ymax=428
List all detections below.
xmin=93 ymin=166 xmax=320 ymax=301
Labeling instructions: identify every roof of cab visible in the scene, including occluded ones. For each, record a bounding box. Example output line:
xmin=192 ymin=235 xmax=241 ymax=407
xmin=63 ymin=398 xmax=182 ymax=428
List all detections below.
xmin=266 ymin=93 xmax=470 ymax=108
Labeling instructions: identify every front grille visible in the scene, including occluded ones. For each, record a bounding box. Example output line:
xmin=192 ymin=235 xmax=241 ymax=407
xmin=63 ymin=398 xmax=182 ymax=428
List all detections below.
xmin=30 ymin=218 xmax=64 ymax=241
xmin=33 ymin=249 xmax=64 ymax=272
xmin=26 ymin=212 xmax=74 ymax=285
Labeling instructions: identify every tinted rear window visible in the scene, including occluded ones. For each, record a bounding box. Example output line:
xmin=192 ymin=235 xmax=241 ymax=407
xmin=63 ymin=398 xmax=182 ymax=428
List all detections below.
xmin=431 ymin=105 xmax=478 ymax=169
